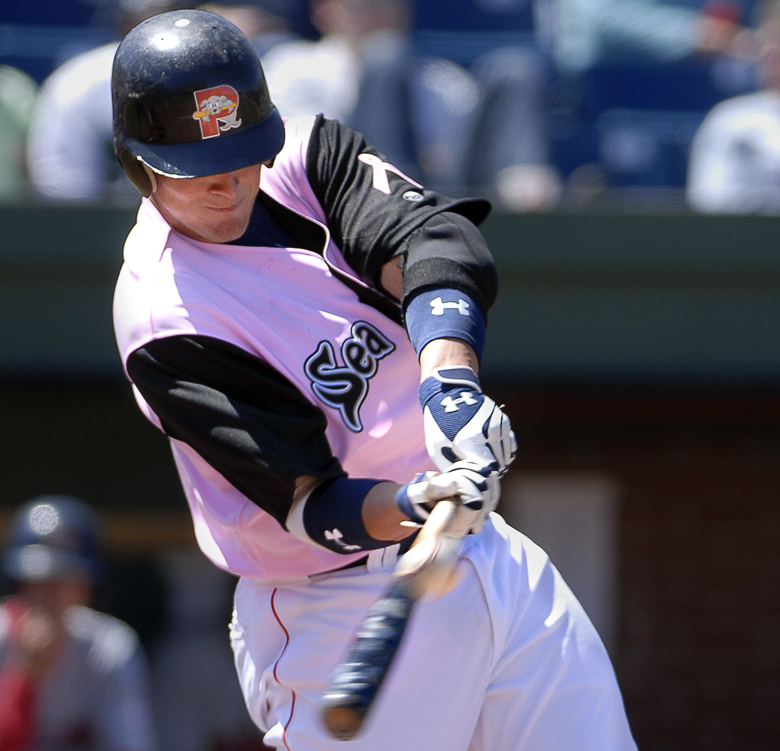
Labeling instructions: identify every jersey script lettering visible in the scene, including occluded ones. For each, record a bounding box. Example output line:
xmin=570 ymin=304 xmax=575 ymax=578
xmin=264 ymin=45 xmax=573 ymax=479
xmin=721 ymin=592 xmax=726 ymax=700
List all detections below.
xmin=304 ymin=321 xmax=396 ymax=432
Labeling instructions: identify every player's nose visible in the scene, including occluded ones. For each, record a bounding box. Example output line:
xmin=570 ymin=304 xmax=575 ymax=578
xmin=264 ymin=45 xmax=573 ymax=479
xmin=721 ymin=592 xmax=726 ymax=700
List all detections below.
xmin=208 ymin=170 xmax=241 ymax=195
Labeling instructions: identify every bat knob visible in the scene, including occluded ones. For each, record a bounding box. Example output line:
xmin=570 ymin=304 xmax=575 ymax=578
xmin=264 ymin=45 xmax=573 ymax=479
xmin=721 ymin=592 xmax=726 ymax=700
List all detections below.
xmin=322 ymin=703 xmax=364 ymax=741
xmin=321 ymin=668 xmax=375 ymax=740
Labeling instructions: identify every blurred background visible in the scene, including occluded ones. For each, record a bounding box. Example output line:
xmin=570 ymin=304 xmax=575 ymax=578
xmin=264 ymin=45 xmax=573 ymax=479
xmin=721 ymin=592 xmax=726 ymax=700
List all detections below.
xmin=1 ymin=1 xmax=779 ymax=750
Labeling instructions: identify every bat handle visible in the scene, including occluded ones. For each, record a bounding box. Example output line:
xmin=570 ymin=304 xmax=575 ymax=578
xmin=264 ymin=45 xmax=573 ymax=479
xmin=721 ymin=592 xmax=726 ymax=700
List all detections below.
xmin=393 ymin=499 xmax=461 ymax=595
xmin=410 ymin=498 xmax=458 ymax=550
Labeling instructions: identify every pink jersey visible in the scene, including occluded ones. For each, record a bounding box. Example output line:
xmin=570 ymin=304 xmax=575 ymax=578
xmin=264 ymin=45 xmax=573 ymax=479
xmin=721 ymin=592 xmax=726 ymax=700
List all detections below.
xmin=114 ymin=115 xmax=432 ymax=581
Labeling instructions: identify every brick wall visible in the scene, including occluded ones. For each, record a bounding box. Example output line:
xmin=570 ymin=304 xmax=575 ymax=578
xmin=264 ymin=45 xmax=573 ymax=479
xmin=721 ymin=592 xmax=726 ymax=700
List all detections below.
xmin=494 ymin=385 xmax=780 ymax=751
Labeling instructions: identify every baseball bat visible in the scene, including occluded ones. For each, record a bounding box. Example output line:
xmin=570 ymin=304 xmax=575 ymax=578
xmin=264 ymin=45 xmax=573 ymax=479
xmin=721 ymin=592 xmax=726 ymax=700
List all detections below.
xmin=320 ymin=499 xmax=460 ymax=740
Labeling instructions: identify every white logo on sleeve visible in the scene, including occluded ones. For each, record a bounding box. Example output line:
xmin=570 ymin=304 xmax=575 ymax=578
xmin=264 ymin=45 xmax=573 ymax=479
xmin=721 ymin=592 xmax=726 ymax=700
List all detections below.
xmin=358 ymin=153 xmax=424 ymax=194
xmin=430 ymin=297 xmax=470 ymax=316
xmin=325 ymin=529 xmax=362 ymax=551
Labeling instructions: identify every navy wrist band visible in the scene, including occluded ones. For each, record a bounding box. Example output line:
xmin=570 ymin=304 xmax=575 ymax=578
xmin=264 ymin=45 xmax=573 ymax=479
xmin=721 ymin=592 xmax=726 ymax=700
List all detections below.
xmin=404 ymin=287 xmax=486 ymax=360
xmin=304 ymin=477 xmax=388 ymax=554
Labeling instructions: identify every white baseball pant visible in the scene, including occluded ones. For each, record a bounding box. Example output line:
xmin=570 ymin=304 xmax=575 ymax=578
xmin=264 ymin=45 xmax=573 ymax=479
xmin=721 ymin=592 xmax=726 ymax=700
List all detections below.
xmin=229 ymin=513 xmax=638 ymax=751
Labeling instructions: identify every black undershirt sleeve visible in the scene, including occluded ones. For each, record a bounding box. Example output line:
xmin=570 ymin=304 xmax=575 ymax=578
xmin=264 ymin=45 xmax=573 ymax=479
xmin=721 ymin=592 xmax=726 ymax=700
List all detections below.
xmin=126 ymin=334 xmax=345 ymax=527
xmin=305 ymin=116 xmax=499 ymax=321
xmin=400 ymin=211 xmax=499 ymax=317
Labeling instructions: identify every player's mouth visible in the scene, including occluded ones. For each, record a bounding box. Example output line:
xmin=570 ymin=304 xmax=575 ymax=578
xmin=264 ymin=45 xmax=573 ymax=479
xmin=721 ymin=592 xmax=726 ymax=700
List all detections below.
xmin=207 ymin=201 xmax=243 ymax=213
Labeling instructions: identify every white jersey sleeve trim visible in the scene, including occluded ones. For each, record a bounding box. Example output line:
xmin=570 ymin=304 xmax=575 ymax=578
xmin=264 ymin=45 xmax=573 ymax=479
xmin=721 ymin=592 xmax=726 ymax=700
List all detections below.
xmin=285 ymin=483 xmax=319 ymax=547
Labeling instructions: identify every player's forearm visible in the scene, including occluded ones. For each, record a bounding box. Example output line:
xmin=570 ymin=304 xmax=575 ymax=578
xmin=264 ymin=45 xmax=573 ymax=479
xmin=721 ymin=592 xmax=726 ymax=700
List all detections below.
xmin=419 ymin=338 xmax=479 ymax=381
xmin=294 ymin=476 xmax=411 ymax=542
xmin=288 ymin=477 xmax=415 ymax=553
xmin=361 ymin=480 xmax=411 ymax=541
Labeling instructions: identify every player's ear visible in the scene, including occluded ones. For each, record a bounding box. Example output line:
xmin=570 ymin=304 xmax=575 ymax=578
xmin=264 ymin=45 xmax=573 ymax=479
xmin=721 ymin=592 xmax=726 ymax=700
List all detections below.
xmin=142 ymin=165 xmax=158 ymax=195
xmin=118 ymin=150 xmax=154 ymax=197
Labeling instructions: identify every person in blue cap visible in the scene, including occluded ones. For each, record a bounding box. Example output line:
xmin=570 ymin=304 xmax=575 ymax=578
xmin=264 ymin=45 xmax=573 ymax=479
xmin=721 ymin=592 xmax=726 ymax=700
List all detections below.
xmin=0 ymin=495 xmax=157 ymax=751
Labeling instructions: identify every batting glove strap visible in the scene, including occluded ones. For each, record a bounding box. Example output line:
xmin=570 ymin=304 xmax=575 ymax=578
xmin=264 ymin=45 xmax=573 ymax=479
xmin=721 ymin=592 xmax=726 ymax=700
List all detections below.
xmin=418 ymin=366 xmax=481 ymax=409
xmin=395 ymin=465 xmax=500 ymax=537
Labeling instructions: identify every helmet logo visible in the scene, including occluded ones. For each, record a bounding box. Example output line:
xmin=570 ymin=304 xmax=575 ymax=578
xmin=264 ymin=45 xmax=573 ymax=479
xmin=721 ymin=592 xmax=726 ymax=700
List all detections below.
xmin=29 ymin=504 xmax=60 ymax=535
xmin=192 ymin=85 xmax=243 ymax=139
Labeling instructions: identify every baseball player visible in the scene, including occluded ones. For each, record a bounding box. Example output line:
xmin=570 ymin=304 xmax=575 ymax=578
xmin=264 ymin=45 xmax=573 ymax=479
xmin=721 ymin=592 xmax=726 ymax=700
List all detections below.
xmin=111 ymin=10 xmax=637 ymax=750
xmin=0 ymin=496 xmax=157 ymax=751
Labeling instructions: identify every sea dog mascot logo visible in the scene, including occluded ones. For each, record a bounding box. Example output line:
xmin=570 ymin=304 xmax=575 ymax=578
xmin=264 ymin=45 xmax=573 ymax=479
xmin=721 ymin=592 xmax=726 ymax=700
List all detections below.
xmin=305 ymin=322 xmax=396 ymax=432
xmin=192 ymin=85 xmax=243 ymax=139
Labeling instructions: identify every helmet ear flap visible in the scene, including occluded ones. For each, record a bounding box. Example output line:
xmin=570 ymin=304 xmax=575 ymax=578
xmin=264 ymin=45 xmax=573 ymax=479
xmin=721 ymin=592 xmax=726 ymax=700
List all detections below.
xmin=119 ymin=149 xmax=153 ymax=197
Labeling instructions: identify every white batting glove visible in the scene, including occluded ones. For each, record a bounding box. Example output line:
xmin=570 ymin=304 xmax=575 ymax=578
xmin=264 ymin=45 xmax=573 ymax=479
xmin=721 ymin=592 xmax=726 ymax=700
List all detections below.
xmin=419 ymin=367 xmax=517 ymax=474
xmin=395 ymin=463 xmax=501 ymax=537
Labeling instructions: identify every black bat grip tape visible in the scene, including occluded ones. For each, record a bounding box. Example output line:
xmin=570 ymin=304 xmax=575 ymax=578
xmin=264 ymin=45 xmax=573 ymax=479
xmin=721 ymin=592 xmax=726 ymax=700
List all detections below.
xmin=321 ymin=579 xmax=415 ymax=740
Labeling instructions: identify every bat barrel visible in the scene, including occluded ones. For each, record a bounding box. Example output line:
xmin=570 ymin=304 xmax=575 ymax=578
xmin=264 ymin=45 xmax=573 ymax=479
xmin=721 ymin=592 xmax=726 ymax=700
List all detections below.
xmin=321 ymin=579 xmax=415 ymax=740
xmin=321 ymin=499 xmax=461 ymax=740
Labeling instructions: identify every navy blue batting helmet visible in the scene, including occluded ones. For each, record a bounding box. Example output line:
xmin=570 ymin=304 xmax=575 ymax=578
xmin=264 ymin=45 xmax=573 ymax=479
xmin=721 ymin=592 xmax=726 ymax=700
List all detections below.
xmin=2 ymin=496 xmax=104 ymax=583
xmin=112 ymin=9 xmax=285 ymax=195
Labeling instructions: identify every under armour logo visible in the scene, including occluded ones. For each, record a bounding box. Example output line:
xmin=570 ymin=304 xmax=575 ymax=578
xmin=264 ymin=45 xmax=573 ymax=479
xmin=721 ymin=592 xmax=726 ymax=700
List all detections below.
xmin=358 ymin=153 xmax=424 ymax=195
xmin=325 ymin=528 xmax=362 ymax=551
xmin=430 ymin=297 xmax=470 ymax=316
xmin=305 ymin=321 xmax=396 ymax=432
xmin=441 ymin=392 xmax=478 ymax=412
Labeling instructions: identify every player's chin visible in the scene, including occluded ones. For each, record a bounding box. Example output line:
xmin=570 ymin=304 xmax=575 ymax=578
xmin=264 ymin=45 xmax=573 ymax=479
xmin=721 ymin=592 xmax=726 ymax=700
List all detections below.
xmin=199 ymin=214 xmax=252 ymax=244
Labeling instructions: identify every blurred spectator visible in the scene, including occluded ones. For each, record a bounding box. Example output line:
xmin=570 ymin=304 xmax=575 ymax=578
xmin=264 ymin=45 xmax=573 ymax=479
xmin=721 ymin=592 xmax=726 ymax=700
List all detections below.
xmin=262 ymin=0 xmax=560 ymax=209
xmin=149 ymin=549 xmax=266 ymax=751
xmin=25 ymin=0 xmax=304 ymax=203
xmin=529 ymin=0 xmax=752 ymax=198
xmin=465 ymin=43 xmax=558 ymax=210
xmin=536 ymin=0 xmax=751 ymax=76
xmin=412 ymin=0 xmax=561 ymax=209
xmin=0 ymin=495 xmax=157 ymax=751
xmin=25 ymin=0 xmax=180 ymax=203
xmin=262 ymin=0 xmax=480 ymax=190
xmin=687 ymin=0 xmax=780 ymax=212
xmin=25 ymin=41 xmax=133 ymax=202
xmin=199 ymin=1 xmax=309 ymax=56
xmin=0 ymin=65 xmax=38 ymax=200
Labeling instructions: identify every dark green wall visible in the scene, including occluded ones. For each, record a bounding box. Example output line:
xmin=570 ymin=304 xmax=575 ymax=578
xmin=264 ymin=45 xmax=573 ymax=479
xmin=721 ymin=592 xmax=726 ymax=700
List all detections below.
xmin=0 ymin=204 xmax=136 ymax=377
xmin=3 ymin=204 xmax=780 ymax=382
xmin=0 ymin=381 xmax=186 ymax=512
xmin=479 ymin=212 xmax=780 ymax=383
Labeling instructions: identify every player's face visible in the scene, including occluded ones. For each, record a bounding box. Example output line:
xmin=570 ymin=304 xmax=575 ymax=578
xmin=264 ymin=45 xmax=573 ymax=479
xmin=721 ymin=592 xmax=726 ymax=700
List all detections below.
xmin=149 ymin=164 xmax=263 ymax=244
xmin=20 ymin=578 xmax=92 ymax=620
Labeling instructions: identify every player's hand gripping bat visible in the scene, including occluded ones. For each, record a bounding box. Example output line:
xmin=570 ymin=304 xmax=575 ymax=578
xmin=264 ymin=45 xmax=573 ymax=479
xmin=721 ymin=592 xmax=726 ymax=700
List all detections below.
xmin=320 ymin=498 xmax=461 ymax=740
